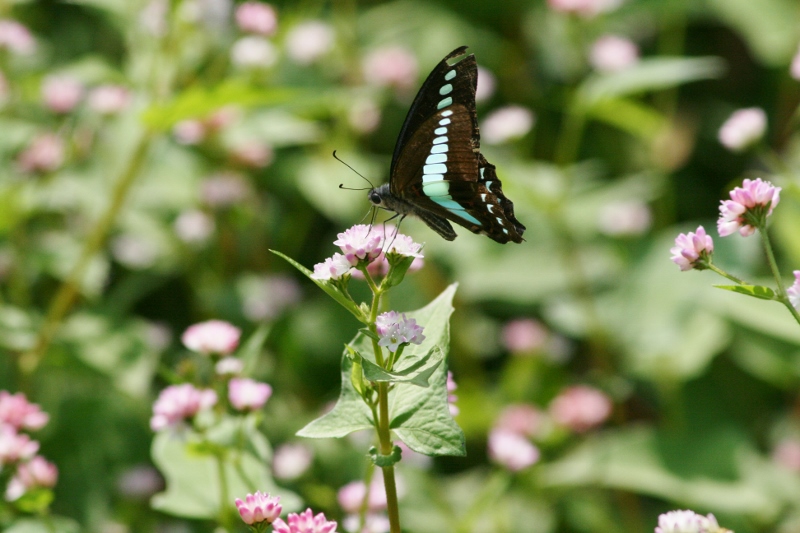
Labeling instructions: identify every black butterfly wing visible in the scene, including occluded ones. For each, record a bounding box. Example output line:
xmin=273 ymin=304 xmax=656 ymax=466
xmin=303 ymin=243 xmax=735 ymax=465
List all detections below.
xmin=388 ymin=46 xmax=526 ymax=244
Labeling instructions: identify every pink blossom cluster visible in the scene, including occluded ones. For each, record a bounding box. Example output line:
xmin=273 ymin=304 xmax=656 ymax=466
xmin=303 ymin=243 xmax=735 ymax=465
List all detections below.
xmin=362 ymin=46 xmax=418 ymax=91
xmin=181 ymin=319 xmax=241 ymax=355
xmin=488 ymin=403 xmax=543 ymax=472
xmin=788 ymin=271 xmax=800 ymax=311
xmin=670 ymin=226 xmax=714 ymax=271
xmin=375 ymin=310 xmax=426 ymax=352
xmin=228 ymin=377 xmax=272 ymax=411
xmin=547 ymin=0 xmax=622 ymax=18
xmin=0 ymin=391 xmax=58 ymax=502
xmin=589 ymin=35 xmax=639 ymax=73
xmin=718 ymin=107 xmax=766 ymax=152
xmin=338 ymin=470 xmax=393 ymax=532
xmin=272 ymin=508 xmax=338 ymax=533
xmin=717 ymin=178 xmax=781 ymax=237
xmin=235 ymin=491 xmax=282 ymax=525
xmin=149 ymin=383 xmax=218 ymax=431
xmin=549 ymin=385 xmax=612 ymax=433
xmin=272 ymin=442 xmax=313 ymax=480
xmin=334 ymin=224 xmax=384 ymax=266
xmin=655 ymin=510 xmax=723 ymax=533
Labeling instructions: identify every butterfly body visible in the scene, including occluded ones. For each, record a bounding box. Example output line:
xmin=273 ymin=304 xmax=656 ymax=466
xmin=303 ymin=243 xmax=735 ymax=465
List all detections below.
xmin=369 ymin=46 xmax=525 ymax=244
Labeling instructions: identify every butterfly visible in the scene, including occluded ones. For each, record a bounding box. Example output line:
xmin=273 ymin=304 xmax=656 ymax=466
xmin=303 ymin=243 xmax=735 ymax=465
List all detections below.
xmin=368 ymin=46 xmax=526 ymax=244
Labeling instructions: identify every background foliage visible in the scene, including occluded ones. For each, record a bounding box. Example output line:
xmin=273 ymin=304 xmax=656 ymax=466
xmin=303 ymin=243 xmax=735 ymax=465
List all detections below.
xmin=2 ymin=0 xmax=800 ymax=531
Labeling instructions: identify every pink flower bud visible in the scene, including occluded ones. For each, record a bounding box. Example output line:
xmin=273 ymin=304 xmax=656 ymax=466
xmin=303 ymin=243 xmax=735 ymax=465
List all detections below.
xmin=234 ymin=491 xmax=282 ymax=525
xmin=181 ymin=320 xmax=241 ymax=355
xmin=228 ymin=378 xmax=272 ymax=411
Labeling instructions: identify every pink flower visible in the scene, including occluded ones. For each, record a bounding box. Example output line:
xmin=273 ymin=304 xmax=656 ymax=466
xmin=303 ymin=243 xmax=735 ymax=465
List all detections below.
xmin=385 ymin=233 xmax=423 ymax=259
xmin=670 ymin=226 xmax=714 ymax=271
xmin=215 ymin=356 xmax=244 ymax=376
xmin=272 ymin=508 xmax=338 ymax=533
xmin=181 ymin=319 xmax=241 ymax=355
xmin=446 ymin=371 xmax=459 ymax=416
xmin=375 ymin=311 xmax=425 ymax=353
xmin=174 ymin=209 xmax=215 ymax=244
xmin=41 ymin=75 xmax=84 ymax=113
xmin=792 ymin=44 xmax=800 ymax=81
xmin=311 ymin=253 xmax=352 ymax=281
xmin=234 ymin=491 xmax=282 ymax=525
xmin=502 ymin=318 xmax=548 ymax=353
xmin=487 ymin=429 xmax=540 ymax=472
xmin=475 ymin=66 xmax=496 ymax=102
xmin=228 ymin=378 xmax=272 ymax=411
xmin=230 ymin=140 xmax=273 ymax=168
xmin=5 ymin=455 xmax=58 ymax=500
xmin=773 ymin=439 xmax=800 ymax=472
xmin=717 ymin=178 xmax=781 ymax=237
xmin=150 ymin=384 xmax=218 ymax=431
xmin=0 ymin=19 xmax=35 ymax=55
xmin=235 ymin=2 xmax=278 ymax=36
xmin=201 ymin=172 xmax=250 ymax=207
xmin=337 ymin=474 xmax=387 ymax=514
xmin=718 ymin=107 xmax=767 ymax=152
xmin=17 ymin=133 xmax=65 ymax=174
xmin=272 ymin=443 xmax=313 ymax=480
xmin=363 ymin=46 xmax=418 ymax=91
xmin=173 ymin=119 xmax=206 ymax=144
xmin=655 ymin=510 xmax=721 ymax=533
xmin=87 ymin=85 xmax=131 ymax=114
xmin=598 ymin=200 xmax=652 ymax=236
xmin=0 ymin=391 xmax=49 ymax=431
xmin=231 ymin=36 xmax=278 ymax=68
xmin=549 ymin=385 xmax=612 ymax=433
xmin=481 ymin=105 xmax=535 ymax=145
xmin=788 ymin=270 xmax=800 ymax=311
xmin=547 ymin=0 xmax=622 ymax=17
xmin=286 ymin=21 xmax=335 ymax=65
xmin=495 ymin=404 xmax=544 ymax=438
xmin=334 ymin=224 xmax=384 ymax=266
xmin=589 ymin=35 xmax=639 ymax=73
xmin=0 ymin=426 xmax=39 ymax=465
xmin=348 ymin=99 xmax=381 ymax=134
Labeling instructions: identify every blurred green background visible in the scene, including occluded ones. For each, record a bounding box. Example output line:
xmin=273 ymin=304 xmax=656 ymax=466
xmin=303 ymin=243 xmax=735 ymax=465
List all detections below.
xmin=2 ymin=0 xmax=800 ymax=531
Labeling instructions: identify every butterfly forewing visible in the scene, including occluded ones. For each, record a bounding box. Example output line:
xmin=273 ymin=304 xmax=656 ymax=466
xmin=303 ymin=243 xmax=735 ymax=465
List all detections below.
xmin=382 ymin=46 xmax=526 ymax=244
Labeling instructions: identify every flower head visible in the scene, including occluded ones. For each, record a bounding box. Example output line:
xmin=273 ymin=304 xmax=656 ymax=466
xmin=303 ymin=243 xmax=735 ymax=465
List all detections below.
xmin=88 ymin=85 xmax=131 ymax=114
xmin=655 ymin=510 xmax=723 ymax=533
xmin=181 ymin=319 xmax=241 ymax=355
xmin=481 ymin=105 xmax=535 ymax=145
xmin=215 ymin=356 xmax=244 ymax=376
xmin=311 ymin=253 xmax=352 ymax=281
xmin=41 ymin=75 xmax=84 ymax=113
xmin=5 ymin=455 xmax=58 ymax=501
xmin=502 ymin=319 xmax=548 ymax=353
xmin=375 ymin=311 xmax=425 ymax=353
xmin=589 ymin=35 xmax=639 ymax=73
xmin=272 ymin=443 xmax=313 ymax=480
xmin=150 ymin=384 xmax=217 ymax=431
xmin=0 ymin=391 xmax=49 ymax=431
xmin=0 ymin=426 xmax=39 ymax=465
xmin=670 ymin=226 xmax=714 ymax=271
xmin=718 ymin=107 xmax=766 ymax=152
xmin=286 ymin=21 xmax=335 ymax=65
xmin=231 ymin=36 xmax=278 ymax=69
xmin=234 ymin=491 xmax=282 ymax=525
xmin=228 ymin=378 xmax=272 ymax=411
xmin=272 ymin=508 xmax=338 ymax=533
xmin=549 ymin=385 xmax=612 ymax=433
xmin=334 ymin=224 xmax=384 ymax=266
xmin=235 ymin=2 xmax=278 ymax=36
xmin=488 ymin=428 xmax=540 ymax=472
xmin=447 ymin=371 xmax=459 ymax=416
xmin=787 ymin=270 xmax=800 ymax=311
xmin=17 ymin=133 xmax=65 ymax=174
xmin=717 ymin=178 xmax=781 ymax=237
xmin=385 ymin=232 xmax=423 ymax=259
xmin=495 ymin=404 xmax=544 ymax=438
xmin=363 ymin=46 xmax=418 ymax=91
xmin=0 ymin=19 xmax=35 ymax=55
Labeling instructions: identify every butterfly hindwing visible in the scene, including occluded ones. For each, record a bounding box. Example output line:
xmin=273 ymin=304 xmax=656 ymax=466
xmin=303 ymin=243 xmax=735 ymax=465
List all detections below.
xmin=377 ymin=46 xmax=526 ymax=244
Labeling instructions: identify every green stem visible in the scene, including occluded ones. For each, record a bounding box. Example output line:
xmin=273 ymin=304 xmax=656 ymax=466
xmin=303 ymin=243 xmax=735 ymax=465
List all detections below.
xmin=706 ymin=263 xmax=746 ymax=285
xmin=760 ymin=227 xmax=800 ymax=325
xmin=554 ymin=104 xmax=586 ymax=168
xmin=215 ymin=451 xmax=232 ymax=529
xmin=18 ymin=132 xmax=153 ymax=375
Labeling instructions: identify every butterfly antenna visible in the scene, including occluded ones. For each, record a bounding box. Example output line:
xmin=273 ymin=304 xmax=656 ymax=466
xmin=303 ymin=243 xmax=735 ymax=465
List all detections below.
xmin=333 ymin=150 xmax=375 ymax=190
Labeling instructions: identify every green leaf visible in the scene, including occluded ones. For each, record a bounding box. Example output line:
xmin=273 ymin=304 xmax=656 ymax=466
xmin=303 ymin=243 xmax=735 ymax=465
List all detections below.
xmin=151 ymin=417 xmax=301 ymax=519
xmin=583 ymin=98 xmax=666 ymax=140
xmin=4 ymin=517 xmax=80 ymax=533
xmin=142 ymin=82 xmax=303 ymax=131
xmin=237 ymin=324 xmax=271 ymax=375
xmin=298 ymin=284 xmax=465 ymax=457
xmin=270 ymin=250 xmax=364 ymax=323
xmin=578 ymin=57 xmax=726 ymax=105
xmin=714 ymin=284 xmax=776 ymax=301
xmin=360 ymin=346 xmax=443 ymax=387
